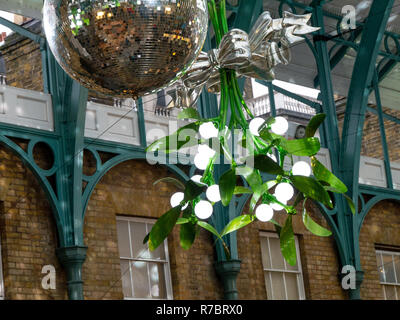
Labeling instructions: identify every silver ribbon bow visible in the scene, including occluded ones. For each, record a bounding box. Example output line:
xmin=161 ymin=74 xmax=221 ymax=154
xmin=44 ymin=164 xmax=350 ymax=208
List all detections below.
xmin=167 ymin=11 xmax=319 ymax=109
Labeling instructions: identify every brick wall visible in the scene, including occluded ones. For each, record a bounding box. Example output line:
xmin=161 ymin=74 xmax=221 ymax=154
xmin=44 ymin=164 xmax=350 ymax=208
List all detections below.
xmin=361 ymin=108 xmax=400 ymax=162
xmin=1 ymin=141 xmax=398 ymax=300
xmin=0 ymin=143 xmax=67 ymax=299
xmin=0 ymin=20 xmax=399 ymax=301
xmin=337 ymin=105 xmax=400 ymax=162
xmin=1 ymin=38 xmax=43 ymax=92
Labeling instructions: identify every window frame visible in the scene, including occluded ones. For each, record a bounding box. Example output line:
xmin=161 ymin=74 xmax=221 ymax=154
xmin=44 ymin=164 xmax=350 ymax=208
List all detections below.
xmin=376 ymin=249 xmax=400 ymax=300
xmin=259 ymin=231 xmax=306 ymax=300
xmin=116 ymin=215 xmax=174 ymax=300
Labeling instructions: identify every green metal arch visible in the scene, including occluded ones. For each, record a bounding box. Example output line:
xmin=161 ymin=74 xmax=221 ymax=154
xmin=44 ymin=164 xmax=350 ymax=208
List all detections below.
xmin=0 ymin=135 xmax=66 ymax=243
xmin=81 ymin=152 xmax=189 ymax=219
xmin=358 ymin=195 xmax=400 ymax=234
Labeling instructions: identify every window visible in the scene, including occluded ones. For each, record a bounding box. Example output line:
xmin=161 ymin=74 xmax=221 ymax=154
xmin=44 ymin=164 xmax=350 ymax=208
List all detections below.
xmin=376 ymin=249 xmax=400 ymax=300
xmin=260 ymin=232 xmax=305 ymax=300
xmin=0 ymin=236 xmax=4 ymax=300
xmin=116 ymin=216 xmax=173 ymax=300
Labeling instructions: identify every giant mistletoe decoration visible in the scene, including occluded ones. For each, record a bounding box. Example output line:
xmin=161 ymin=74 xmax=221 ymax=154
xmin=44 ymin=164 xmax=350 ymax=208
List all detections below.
xmin=144 ymin=0 xmax=354 ymax=265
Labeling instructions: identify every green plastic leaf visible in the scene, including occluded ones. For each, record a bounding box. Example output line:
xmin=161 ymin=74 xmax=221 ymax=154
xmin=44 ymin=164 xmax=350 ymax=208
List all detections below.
xmin=306 ymin=114 xmax=326 ymax=138
xmin=237 ymin=166 xmax=262 ymax=189
xmin=197 ymin=221 xmax=222 ymax=240
xmin=237 ymin=167 xmax=263 ymax=212
xmin=233 ymin=186 xmax=253 ymax=195
xmin=184 ymin=180 xmax=204 ymax=202
xmin=270 ymin=219 xmax=282 ymax=235
xmin=311 ymin=157 xmax=347 ymax=193
xmin=344 ymin=194 xmax=356 ymax=215
xmin=219 ymin=169 xmax=237 ymax=206
xmin=153 ymin=177 xmax=185 ymax=190
xmin=251 ymin=154 xmax=284 ymax=175
xmin=260 ymin=128 xmax=320 ymax=156
xmin=263 ymin=180 xmax=278 ymax=191
xmin=280 ymin=215 xmax=297 ymax=266
xmin=220 ymin=215 xmax=255 ymax=237
xmin=302 ymin=209 xmax=332 ymax=236
xmin=148 ymin=206 xmax=181 ymax=251
xmin=290 ymin=175 xmax=333 ymax=209
xmin=180 ymin=222 xmax=197 ymax=250
xmin=280 ymin=137 xmax=321 ymax=156
xmin=146 ymin=122 xmax=200 ymax=153
xmin=176 ymin=218 xmax=190 ymax=225
xmin=177 ymin=108 xmax=200 ymax=120
xmin=293 ymin=192 xmax=305 ymax=207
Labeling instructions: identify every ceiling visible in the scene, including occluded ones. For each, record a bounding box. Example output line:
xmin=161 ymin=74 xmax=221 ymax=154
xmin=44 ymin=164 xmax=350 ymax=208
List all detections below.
xmin=0 ymin=0 xmax=399 ymax=110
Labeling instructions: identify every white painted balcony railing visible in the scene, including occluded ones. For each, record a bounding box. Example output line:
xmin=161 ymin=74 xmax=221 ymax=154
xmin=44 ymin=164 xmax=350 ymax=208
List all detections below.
xmin=0 ymin=85 xmax=399 ymax=191
xmin=245 ymin=92 xmax=316 ymax=119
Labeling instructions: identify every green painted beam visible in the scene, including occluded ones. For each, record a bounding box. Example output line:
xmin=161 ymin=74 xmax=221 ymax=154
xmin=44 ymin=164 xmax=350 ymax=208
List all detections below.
xmin=0 ymin=16 xmax=43 ymax=43
xmin=373 ymin=72 xmax=393 ymax=189
xmin=313 ymin=27 xmax=363 ymax=88
xmin=338 ymin=0 xmax=395 ymax=300
xmin=367 ymin=106 xmax=400 ymax=124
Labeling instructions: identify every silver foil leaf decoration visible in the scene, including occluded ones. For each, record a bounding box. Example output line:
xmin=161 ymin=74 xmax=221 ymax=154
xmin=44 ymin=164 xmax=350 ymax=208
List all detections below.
xmin=169 ymin=11 xmax=319 ymax=109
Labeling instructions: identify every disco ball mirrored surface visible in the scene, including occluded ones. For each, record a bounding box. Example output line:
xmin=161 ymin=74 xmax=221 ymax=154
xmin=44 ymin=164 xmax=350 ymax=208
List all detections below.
xmin=43 ymin=0 xmax=208 ymax=98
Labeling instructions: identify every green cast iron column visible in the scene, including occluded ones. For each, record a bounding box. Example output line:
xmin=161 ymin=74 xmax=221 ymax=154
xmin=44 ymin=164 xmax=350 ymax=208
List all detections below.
xmin=47 ymin=49 xmax=89 ymax=300
xmin=339 ymin=0 xmax=394 ymax=299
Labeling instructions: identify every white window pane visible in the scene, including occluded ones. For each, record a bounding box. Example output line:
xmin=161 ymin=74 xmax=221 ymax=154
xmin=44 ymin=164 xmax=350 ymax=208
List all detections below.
xmin=394 ymin=256 xmax=400 ymax=284
xmin=270 ymin=272 xmax=286 ymax=300
xmin=148 ymin=223 xmax=166 ymax=260
xmin=264 ymin=272 xmax=273 ymax=300
xmin=117 ymin=220 xmax=131 ymax=258
xmin=382 ymin=285 xmax=386 ymax=299
xmin=376 ymin=253 xmax=385 ymax=282
xmin=383 ymin=254 xmax=396 ymax=283
xmin=397 ymin=286 xmax=400 ymax=300
xmin=285 ymin=273 xmax=300 ymax=300
xmin=131 ymin=261 xmax=151 ymax=299
xmin=260 ymin=239 xmax=271 ymax=269
xmin=384 ymin=285 xmax=397 ymax=300
xmin=269 ymin=238 xmax=285 ymax=270
xmin=117 ymin=217 xmax=173 ymax=300
xmin=120 ymin=260 xmax=133 ymax=298
xmin=149 ymin=263 xmax=167 ymax=299
xmin=130 ymin=222 xmax=150 ymax=259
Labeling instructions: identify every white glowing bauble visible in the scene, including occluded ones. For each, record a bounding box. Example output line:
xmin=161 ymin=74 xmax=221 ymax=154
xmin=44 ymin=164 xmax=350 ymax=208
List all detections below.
xmin=271 ymin=200 xmax=287 ymax=211
xmin=292 ymin=161 xmax=312 ymax=177
xmin=191 ymin=175 xmax=206 ymax=185
xmin=249 ymin=117 xmax=265 ymax=136
xmin=194 ymin=200 xmax=213 ymax=219
xmin=271 ymin=116 xmax=289 ymax=135
xmin=198 ymin=144 xmax=216 ymax=158
xmin=170 ymin=192 xmax=188 ymax=209
xmin=194 ymin=153 xmax=210 ymax=170
xmin=206 ymin=185 xmax=221 ymax=202
xmin=275 ymin=183 xmax=294 ymax=202
xmin=199 ymin=122 xmax=219 ymax=139
xmin=255 ymin=204 xmax=274 ymax=222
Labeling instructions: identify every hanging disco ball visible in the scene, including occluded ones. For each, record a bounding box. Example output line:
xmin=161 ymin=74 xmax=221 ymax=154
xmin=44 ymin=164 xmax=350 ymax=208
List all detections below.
xmin=43 ymin=0 xmax=208 ymax=98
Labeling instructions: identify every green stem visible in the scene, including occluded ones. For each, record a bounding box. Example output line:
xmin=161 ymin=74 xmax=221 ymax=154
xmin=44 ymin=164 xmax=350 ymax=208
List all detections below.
xmin=233 ymin=79 xmax=254 ymax=119
xmin=216 ymin=0 xmax=229 ymax=35
xmin=208 ymin=0 xmax=222 ymax=44
xmin=219 ymin=70 xmax=229 ymax=130
xmin=227 ymin=73 xmax=247 ymax=129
